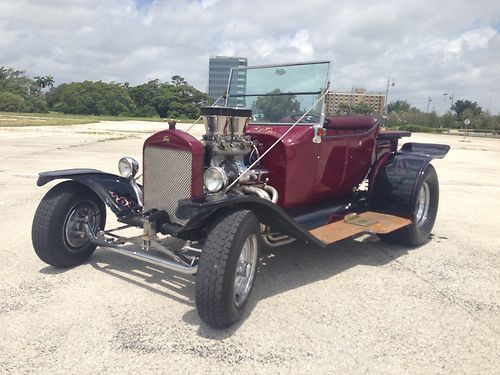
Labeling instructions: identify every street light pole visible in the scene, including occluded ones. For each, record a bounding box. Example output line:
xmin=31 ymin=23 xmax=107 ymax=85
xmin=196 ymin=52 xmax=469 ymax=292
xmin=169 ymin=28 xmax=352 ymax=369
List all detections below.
xmin=442 ymin=93 xmax=448 ymax=106
xmin=448 ymin=94 xmax=454 ymax=133
xmin=384 ymin=76 xmax=395 ymax=115
xmin=488 ymin=89 xmax=492 ymax=113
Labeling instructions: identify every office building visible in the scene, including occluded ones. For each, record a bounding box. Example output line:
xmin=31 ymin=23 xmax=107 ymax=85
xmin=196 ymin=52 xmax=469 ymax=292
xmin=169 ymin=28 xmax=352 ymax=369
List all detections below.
xmin=208 ymin=56 xmax=247 ymax=107
xmin=324 ymin=88 xmax=385 ymax=116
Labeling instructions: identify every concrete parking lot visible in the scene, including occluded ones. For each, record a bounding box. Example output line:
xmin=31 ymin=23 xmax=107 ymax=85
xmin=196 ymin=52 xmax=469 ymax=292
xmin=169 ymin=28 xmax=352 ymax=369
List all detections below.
xmin=0 ymin=121 xmax=498 ymax=374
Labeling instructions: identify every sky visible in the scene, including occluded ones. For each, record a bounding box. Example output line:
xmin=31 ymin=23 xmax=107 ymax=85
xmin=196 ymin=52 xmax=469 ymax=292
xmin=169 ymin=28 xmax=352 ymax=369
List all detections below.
xmin=1 ymin=0 xmax=499 ymax=114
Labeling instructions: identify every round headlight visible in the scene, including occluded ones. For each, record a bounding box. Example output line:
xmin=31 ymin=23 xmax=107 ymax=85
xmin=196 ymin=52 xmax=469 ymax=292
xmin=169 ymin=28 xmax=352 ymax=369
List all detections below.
xmin=204 ymin=166 xmax=228 ymax=193
xmin=118 ymin=157 xmax=139 ymax=178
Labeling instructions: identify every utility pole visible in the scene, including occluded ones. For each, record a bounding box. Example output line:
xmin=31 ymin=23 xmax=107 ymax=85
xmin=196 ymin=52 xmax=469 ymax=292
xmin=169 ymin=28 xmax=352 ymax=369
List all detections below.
xmin=426 ymin=97 xmax=432 ymax=113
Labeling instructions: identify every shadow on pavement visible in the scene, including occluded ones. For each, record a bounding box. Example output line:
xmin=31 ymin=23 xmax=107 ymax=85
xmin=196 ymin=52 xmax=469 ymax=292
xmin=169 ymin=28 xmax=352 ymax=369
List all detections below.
xmin=79 ymin=235 xmax=418 ymax=337
xmin=39 ymin=265 xmax=75 ymax=274
xmin=89 ymin=251 xmax=196 ymax=306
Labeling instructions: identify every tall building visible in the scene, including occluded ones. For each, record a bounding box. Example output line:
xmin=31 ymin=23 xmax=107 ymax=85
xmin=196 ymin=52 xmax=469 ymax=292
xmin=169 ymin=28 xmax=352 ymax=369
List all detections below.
xmin=208 ymin=56 xmax=247 ymax=107
xmin=324 ymin=88 xmax=385 ymax=116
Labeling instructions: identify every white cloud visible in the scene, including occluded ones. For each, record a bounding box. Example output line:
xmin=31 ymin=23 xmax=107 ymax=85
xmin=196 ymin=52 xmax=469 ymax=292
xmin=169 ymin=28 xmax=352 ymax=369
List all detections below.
xmin=0 ymin=0 xmax=499 ymax=113
xmin=200 ymin=0 xmax=221 ymax=9
xmin=446 ymin=27 xmax=497 ymax=53
xmin=290 ymin=29 xmax=314 ymax=57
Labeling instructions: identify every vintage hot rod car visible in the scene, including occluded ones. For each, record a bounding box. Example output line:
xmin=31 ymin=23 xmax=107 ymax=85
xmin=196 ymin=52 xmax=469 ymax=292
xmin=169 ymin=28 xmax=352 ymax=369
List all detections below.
xmin=32 ymin=61 xmax=449 ymax=328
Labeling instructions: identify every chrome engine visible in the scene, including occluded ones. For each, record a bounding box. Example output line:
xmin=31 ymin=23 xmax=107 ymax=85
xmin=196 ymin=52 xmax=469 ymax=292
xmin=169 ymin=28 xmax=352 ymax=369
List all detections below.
xmin=200 ymin=106 xmax=277 ymax=202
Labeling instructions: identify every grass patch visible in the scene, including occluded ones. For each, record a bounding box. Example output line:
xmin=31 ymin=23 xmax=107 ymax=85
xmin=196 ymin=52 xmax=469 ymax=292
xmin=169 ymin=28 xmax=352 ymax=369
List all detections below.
xmin=388 ymin=124 xmax=446 ymax=134
xmin=0 ymin=114 xmax=96 ymax=127
xmin=0 ymin=111 xmax=198 ymax=127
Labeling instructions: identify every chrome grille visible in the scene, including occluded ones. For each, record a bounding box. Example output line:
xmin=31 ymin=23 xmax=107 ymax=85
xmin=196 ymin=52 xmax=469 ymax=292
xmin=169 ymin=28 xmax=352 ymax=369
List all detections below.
xmin=143 ymin=146 xmax=192 ymax=224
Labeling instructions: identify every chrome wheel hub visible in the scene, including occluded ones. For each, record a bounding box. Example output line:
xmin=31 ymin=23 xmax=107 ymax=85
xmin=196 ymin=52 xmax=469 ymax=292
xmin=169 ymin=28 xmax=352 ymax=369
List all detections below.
xmin=234 ymin=234 xmax=258 ymax=307
xmin=415 ymin=182 xmax=430 ymax=226
xmin=64 ymin=200 xmax=100 ymax=251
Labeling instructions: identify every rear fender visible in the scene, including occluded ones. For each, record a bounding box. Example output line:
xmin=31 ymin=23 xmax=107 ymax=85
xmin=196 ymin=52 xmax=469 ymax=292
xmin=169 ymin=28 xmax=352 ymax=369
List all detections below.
xmin=400 ymin=142 xmax=450 ymax=158
xmin=369 ymin=142 xmax=449 ymax=218
xmin=37 ymin=169 xmax=141 ymax=218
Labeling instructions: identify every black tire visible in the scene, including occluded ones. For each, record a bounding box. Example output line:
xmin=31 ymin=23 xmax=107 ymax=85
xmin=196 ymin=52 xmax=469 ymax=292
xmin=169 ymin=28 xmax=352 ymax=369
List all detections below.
xmin=32 ymin=181 xmax=106 ymax=268
xmin=195 ymin=210 xmax=260 ymax=328
xmin=379 ymin=164 xmax=439 ymax=246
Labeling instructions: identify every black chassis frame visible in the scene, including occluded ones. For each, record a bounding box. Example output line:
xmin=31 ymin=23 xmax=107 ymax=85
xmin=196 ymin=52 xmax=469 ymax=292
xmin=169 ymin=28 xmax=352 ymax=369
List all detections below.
xmin=37 ymin=142 xmax=449 ymax=248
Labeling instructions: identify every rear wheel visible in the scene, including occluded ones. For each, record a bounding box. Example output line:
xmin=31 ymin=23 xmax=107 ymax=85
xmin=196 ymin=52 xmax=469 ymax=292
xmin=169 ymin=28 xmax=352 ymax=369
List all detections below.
xmin=195 ymin=210 xmax=260 ymax=328
xmin=379 ymin=164 xmax=439 ymax=246
xmin=32 ymin=181 xmax=106 ymax=268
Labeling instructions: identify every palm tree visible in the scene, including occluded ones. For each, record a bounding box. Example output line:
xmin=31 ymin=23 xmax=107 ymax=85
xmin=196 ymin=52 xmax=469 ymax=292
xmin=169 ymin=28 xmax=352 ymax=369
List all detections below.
xmin=44 ymin=75 xmax=54 ymax=89
xmin=0 ymin=66 xmax=8 ymax=80
xmin=33 ymin=76 xmax=45 ymax=94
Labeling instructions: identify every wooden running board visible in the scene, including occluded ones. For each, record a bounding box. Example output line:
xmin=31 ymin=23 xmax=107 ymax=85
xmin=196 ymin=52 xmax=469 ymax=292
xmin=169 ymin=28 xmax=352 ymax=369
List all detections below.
xmin=309 ymin=211 xmax=411 ymax=245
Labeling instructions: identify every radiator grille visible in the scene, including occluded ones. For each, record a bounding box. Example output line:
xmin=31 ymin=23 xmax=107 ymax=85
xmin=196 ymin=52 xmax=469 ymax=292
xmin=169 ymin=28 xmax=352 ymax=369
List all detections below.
xmin=143 ymin=146 xmax=192 ymax=224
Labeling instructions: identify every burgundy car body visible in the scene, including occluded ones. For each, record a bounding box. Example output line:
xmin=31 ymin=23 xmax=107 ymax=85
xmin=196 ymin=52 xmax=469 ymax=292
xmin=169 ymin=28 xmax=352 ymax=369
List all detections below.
xmin=245 ymin=117 xmax=378 ymax=207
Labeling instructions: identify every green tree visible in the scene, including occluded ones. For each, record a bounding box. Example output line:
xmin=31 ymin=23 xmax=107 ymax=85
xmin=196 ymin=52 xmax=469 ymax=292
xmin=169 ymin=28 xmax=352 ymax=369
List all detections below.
xmin=452 ymin=99 xmax=482 ymax=120
xmin=428 ymin=111 xmax=439 ymax=127
xmin=0 ymin=68 xmax=33 ymax=97
xmin=44 ymin=75 xmax=54 ymax=89
xmin=460 ymin=108 xmax=482 ymax=132
xmin=336 ymin=103 xmax=353 ymax=115
xmin=387 ymin=100 xmax=412 ymax=113
xmin=128 ymin=80 xmax=163 ymax=117
xmin=0 ymin=92 xmax=26 ymax=111
xmin=351 ymin=103 xmax=374 ymax=115
xmin=478 ymin=112 xmax=496 ymax=130
xmin=24 ymin=95 xmax=48 ymax=112
xmin=151 ymin=89 xmax=177 ymax=118
xmin=171 ymin=75 xmax=186 ymax=86
xmin=32 ymin=75 xmax=54 ymax=94
xmin=47 ymin=81 xmax=136 ymax=115
xmin=254 ymin=89 xmax=301 ymax=122
xmin=0 ymin=67 xmax=48 ymax=112
xmin=33 ymin=76 xmax=46 ymax=95
xmin=440 ymin=113 xmax=455 ymax=129
xmin=150 ymin=82 xmax=210 ymax=118
xmin=0 ymin=67 xmax=8 ymax=80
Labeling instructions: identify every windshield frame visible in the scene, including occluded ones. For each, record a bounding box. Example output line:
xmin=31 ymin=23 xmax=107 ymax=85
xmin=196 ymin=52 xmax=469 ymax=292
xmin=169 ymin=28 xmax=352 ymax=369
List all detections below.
xmin=224 ymin=60 xmax=331 ymax=125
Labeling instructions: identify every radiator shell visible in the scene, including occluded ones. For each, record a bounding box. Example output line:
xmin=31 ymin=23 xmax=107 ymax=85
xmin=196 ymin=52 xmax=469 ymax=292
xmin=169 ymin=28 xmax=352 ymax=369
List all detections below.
xmin=143 ymin=130 xmax=204 ymax=224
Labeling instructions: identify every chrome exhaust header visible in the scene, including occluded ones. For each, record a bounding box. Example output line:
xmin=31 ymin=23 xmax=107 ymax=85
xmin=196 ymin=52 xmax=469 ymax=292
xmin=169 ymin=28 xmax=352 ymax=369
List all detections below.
xmin=97 ymin=243 xmax=197 ymax=274
xmin=85 ymin=225 xmax=198 ymax=275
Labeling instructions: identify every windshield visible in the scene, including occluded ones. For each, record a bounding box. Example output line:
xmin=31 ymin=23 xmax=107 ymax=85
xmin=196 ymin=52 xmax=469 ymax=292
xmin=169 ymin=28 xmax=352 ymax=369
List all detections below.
xmin=225 ymin=61 xmax=330 ymax=124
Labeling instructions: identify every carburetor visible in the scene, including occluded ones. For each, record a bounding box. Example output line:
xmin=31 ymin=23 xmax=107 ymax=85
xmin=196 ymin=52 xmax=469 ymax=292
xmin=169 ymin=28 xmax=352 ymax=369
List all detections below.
xmin=200 ymin=106 xmax=269 ymax=195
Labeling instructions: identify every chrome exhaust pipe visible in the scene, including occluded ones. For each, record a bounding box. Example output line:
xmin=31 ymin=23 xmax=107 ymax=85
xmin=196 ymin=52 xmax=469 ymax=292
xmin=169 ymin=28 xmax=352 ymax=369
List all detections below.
xmin=99 ymin=244 xmax=197 ymax=274
xmin=85 ymin=225 xmax=197 ymax=275
xmin=262 ymin=233 xmax=295 ymax=247
xmin=240 ymin=185 xmax=271 ymax=200
xmin=239 ymin=185 xmax=279 ymax=203
xmin=263 ymin=185 xmax=278 ymax=203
